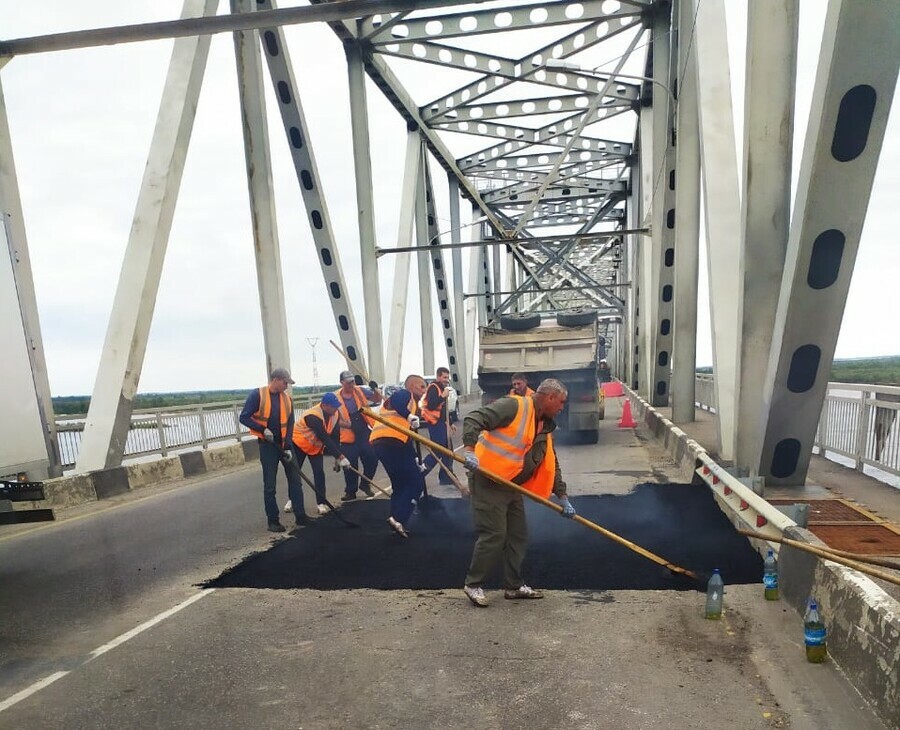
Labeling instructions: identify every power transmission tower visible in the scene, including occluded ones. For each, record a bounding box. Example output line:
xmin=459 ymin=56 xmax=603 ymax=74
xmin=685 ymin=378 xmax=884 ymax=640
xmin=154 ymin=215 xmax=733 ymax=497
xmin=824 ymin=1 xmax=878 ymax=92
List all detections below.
xmin=306 ymin=337 xmax=319 ymax=388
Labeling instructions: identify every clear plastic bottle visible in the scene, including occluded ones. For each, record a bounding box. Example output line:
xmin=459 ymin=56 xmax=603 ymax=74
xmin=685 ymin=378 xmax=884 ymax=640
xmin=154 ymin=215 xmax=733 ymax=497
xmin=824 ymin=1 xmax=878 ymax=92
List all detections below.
xmin=763 ymin=549 xmax=779 ymax=600
xmin=804 ymin=599 xmax=828 ymax=663
xmin=705 ymin=569 xmax=724 ymax=620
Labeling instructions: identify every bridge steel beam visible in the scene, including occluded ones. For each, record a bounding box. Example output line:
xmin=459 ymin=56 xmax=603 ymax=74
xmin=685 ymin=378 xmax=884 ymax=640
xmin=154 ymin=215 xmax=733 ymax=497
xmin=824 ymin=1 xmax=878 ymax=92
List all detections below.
xmin=670 ymin=0 xmax=701 ymax=424
xmin=384 ymin=131 xmax=420 ymax=385
xmin=625 ymin=168 xmax=640 ymax=389
xmin=636 ymin=107 xmax=655 ymax=399
xmin=694 ymin=0 xmax=743 ymax=461
xmin=346 ymin=40 xmax=385 ymax=383
xmin=77 ymin=0 xmax=217 ymax=472
xmin=256 ymin=1 xmax=368 ymax=376
xmin=231 ymin=0 xmax=291 ymax=385
xmin=757 ymin=0 xmax=900 ymax=486
xmin=733 ymin=0 xmax=798 ymax=467
xmin=415 ymin=151 xmax=434 ymax=376
xmin=448 ymin=175 xmax=468 ymax=394
xmin=649 ymin=4 xmax=678 ymax=407
xmin=0 ymin=77 xmax=61 ymax=480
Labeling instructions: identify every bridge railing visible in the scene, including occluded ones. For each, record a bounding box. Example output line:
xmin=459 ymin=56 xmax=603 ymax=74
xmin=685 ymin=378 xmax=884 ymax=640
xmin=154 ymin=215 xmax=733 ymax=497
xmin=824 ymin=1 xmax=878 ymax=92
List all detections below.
xmin=55 ymin=391 xmax=334 ymax=470
xmin=693 ymin=376 xmax=900 ymax=480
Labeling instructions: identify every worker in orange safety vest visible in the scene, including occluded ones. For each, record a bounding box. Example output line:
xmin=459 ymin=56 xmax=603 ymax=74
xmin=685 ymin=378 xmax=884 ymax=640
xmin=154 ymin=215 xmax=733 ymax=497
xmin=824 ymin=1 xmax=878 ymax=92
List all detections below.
xmin=509 ymin=372 xmax=535 ymax=397
xmin=335 ymin=370 xmax=382 ymax=501
xmin=288 ymin=392 xmax=348 ymax=516
xmin=419 ymin=366 xmax=458 ymax=486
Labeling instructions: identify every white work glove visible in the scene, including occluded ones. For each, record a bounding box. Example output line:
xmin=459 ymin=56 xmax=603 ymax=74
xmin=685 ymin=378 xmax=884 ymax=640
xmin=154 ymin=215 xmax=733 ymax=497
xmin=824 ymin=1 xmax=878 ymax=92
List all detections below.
xmin=339 ymin=457 xmax=351 ymax=469
xmin=282 ymin=449 xmax=293 ymax=464
xmin=559 ymin=496 xmax=576 ymax=519
xmin=463 ymin=451 xmax=479 ymax=471
xmin=263 ymin=428 xmax=275 ymax=443
xmin=407 ymin=414 xmax=421 ymax=430
xmin=417 ymin=459 xmax=428 ymax=474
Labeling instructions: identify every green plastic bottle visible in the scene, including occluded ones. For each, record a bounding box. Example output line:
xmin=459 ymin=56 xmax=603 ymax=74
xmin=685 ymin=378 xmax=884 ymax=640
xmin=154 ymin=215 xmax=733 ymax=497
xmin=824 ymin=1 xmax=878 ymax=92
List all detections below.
xmin=804 ymin=599 xmax=827 ymax=663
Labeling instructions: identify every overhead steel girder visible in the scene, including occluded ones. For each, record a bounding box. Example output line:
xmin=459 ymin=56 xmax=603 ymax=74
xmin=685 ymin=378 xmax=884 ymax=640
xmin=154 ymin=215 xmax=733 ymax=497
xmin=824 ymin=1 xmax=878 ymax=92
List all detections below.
xmin=256 ymin=1 xmax=368 ymax=372
xmin=483 ymin=181 xmax=626 ymax=205
xmin=376 ymin=40 xmax=517 ymax=77
xmin=442 ymin=95 xmax=633 ymax=122
xmin=363 ymin=0 xmax=650 ymax=44
xmin=460 ymin=146 xmax=630 ymax=172
xmin=420 ymin=15 xmax=644 ymax=123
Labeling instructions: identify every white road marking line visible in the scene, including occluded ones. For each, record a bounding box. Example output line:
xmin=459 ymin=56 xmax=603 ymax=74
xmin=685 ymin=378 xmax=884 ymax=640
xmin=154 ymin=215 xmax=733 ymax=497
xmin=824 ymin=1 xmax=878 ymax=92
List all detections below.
xmin=0 ymin=589 xmax=215 ymax=715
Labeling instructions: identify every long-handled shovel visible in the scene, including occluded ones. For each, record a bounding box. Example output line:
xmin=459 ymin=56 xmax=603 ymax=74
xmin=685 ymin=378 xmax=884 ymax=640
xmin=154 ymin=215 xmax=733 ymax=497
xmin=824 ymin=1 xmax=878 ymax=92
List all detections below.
xmin=362 ymin=407 xmax=700 ymax=581
xmin=342 ymin=462 xmax=393 ymax=499
xmin=737 ymin=528 xmax=900 ymax=587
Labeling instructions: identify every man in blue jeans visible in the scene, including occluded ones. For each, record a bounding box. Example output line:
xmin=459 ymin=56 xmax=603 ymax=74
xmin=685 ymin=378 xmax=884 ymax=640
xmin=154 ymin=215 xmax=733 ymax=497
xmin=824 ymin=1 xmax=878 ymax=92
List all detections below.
xmin=420 ymin=367 xmax=457 ymax=485
xmin=239 ymin=367 xmax=306 ymax=533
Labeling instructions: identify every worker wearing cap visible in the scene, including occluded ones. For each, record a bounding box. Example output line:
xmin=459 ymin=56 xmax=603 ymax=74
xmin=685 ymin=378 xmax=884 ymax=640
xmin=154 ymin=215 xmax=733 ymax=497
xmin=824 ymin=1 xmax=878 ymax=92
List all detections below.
xmin=420 ymin=366 xmax=457 ymax=486
xmin=460 ymin=378 xmax=576 ymax=607
xmin=509 ymin=372 xmax=535 ymax=397
xmin=370 ymin=374 xmax=428 ymax=538
xmin=239 ymin=367 xmax=305 ymax=533
xmin=291 ymin=392 xmax=348 ymax=515
xmin=335 ymin=370 xmax=382 ymax=501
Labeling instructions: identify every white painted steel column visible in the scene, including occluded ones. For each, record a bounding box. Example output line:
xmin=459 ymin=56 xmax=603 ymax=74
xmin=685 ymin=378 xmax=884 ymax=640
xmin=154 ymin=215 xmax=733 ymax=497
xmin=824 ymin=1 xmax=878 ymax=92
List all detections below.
xmin=693 ymin=0 xmax=743 ymax=461
xmin=491 ymin=241 xmax=502 ymax=315
xmin=758 ymin=0 xmax=899 ymax=486
xmin=77 ymin=0 xmax=216 ymax=472
xmin=448 ymin=175 xmax=468 ymax=394
xmin=671 ymin=0 xmax=701 ymax=424
xmin=734 ymin=0 xmax=798 ymax=468
xmin=649 ymin=5 xmax=677 ymax=407
xmin=465 ymin=212 xmax=482 ymax=394
xmin=415 ymin=152 xmax=434 ymax=376
xmin=625 ymin=171 xmax=639 ymax=389
xmin=231 ymin=0 xmax=290 ymax=381
xmin=346 ymin=41 xmax=385 ymax=383
xmin=384 ymin=131 xmax=420 ymax=385
xmin=0 ymin=79 xmax=60 ymax=478
xmin=637 ymin=108 xmax=655 ymax=399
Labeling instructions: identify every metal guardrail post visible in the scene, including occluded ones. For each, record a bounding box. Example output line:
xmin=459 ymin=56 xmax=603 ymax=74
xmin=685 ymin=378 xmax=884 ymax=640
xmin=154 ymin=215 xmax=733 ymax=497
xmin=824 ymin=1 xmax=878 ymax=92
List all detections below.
xmin=156 ymin=412 xmax=167 ymax=457
xmin=232 ymin=405 xmax=242 ymax=441
xmin=817 ymin=398 xmax=829 ymax=456
xmin=197 ymin=406 xmax=208 ymax=448
xmin=853 ymin=390 xmax=870 ymax=471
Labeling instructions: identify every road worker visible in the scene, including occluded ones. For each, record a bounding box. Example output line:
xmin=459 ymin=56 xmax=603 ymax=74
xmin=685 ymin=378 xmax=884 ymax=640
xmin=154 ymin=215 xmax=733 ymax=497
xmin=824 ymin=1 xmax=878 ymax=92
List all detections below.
xmin=460 ymin=378 xmax=576 ymax=607
xmin=335 ymin=370 xmax=382 ymax=501
xmin=420 ymin=366 xmax=458 ymax=486
xmin=509 ymin=372 xmax=535 ymax=397
xmin=370 ymin=373 xmax=428 ymax=538
xmin=289 ymin=391 xmax=349 ymax=515
xmin=239 ymin=367 xmax=305 ymax=533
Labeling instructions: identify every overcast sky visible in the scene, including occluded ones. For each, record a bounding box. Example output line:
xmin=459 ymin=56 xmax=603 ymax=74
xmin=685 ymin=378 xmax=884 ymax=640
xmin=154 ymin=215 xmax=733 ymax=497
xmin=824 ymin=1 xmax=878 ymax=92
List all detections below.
xmin=2 ymin=1 xmax=898 ymax=396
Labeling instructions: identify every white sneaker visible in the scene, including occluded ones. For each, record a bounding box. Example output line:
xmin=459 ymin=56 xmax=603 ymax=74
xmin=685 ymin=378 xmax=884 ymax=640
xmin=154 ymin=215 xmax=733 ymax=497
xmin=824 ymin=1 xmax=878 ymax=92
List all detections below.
xmin=464 ymin=585 xmax=489 ymax=607
xmin=316 ymin=504 xmax=329 ymax=515
xmin=283 ymin=500 xmax=293 ymax=513
xmin=386 ymin=516 xmax=409 ymax=538
xmin=504 ymin=585 xmax=544 ymax=600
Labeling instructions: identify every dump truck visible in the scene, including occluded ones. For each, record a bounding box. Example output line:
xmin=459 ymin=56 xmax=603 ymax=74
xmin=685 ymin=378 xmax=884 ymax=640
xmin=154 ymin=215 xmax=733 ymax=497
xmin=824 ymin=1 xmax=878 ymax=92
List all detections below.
xmin=477 ymin=308 xmax=603 ymax=443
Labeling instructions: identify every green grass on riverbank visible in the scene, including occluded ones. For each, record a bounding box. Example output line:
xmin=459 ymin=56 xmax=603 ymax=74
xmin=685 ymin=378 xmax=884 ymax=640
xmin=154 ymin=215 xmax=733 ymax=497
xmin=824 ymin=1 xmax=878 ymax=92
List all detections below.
xmin=696 ymin=355 xmax=900 ymax=386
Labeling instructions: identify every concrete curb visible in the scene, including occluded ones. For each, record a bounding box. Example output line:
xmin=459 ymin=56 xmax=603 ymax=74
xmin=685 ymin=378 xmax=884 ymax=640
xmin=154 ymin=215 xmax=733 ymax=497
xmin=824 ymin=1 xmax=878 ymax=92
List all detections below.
xmin=33 ymin=440 xmax=259 ymax=512
xmin=623 ymin=384 xmax=900 ymax=730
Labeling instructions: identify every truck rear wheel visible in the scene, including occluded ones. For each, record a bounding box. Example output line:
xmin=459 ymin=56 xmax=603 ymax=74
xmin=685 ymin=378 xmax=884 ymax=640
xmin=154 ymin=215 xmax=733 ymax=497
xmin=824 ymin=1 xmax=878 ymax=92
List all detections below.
xmin=500 ymin=312 xmax=541 ymax=331
xmin=556 ymin=307 xmax=597 ymax=327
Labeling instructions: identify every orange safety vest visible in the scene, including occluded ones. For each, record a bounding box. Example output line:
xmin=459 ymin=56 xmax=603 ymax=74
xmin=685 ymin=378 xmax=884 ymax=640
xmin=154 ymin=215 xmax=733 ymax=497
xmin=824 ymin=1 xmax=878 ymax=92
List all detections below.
xmin=474 ymin=395 xmax=556 ymax=498
xmin=292 ymin=404 xmax=339 ymax=456
xmin=370 ymin=393 xmax=417 ymax=444
xmin=335 ymin=386 xmax=374 ymax=444
xmin=420 ymin=382 xmax=446 ymax=425
xmin=247 ymin=387 xmax=291 ymax=442
xmin=509 ymin=386 xmax=535 ymax=397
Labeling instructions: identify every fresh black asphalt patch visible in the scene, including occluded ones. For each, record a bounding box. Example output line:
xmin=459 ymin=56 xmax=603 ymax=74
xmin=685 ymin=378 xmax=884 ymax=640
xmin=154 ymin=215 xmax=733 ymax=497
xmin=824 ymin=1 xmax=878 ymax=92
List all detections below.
xmin=205 ymin=483 xmax=763 ymax=591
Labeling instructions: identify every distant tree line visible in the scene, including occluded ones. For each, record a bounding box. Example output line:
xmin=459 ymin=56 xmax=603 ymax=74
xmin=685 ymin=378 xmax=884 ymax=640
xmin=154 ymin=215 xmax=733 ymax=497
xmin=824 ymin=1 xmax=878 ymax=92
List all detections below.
xmin=52 ymin=384 xmax=340 ymax=416
xmin=697 ymin=356 xmax=899 ymax=385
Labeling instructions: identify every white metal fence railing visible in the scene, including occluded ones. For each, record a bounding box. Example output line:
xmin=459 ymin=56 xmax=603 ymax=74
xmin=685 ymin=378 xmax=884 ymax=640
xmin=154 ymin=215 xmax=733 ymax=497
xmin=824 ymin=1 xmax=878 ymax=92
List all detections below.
xmin=55 ymin=391 xmax=333 ymax=469
xmin=693 ymin=376 xmax=900 ymax=480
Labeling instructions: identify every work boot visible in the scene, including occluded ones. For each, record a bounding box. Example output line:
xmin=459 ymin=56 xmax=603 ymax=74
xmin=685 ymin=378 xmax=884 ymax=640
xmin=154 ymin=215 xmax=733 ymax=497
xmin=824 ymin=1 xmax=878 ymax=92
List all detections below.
xmin=340 ymin=493 xmax=357 ymax=502
xmin=387 ymin=516 xmax=409 ymax=538
xmin=464 ymin=585 xmax=489 ymax=607
xmin=504 ymin=585 xmax=543 ymax=600
xmin=316 ymin=504 xmax=329 ymax=515
xmin=359 ymin=484 xmax=374 ymax=498
xmin=267 ymin=520 xmax=286 ymax=533
xmin=292 ymin=515 xmax=309 ymax=531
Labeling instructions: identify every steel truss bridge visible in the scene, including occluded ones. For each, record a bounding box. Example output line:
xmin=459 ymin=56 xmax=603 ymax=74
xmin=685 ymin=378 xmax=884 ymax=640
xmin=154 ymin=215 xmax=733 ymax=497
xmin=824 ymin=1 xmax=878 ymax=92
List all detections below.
xmin=1 ymin=0 xmax=898 ymax=488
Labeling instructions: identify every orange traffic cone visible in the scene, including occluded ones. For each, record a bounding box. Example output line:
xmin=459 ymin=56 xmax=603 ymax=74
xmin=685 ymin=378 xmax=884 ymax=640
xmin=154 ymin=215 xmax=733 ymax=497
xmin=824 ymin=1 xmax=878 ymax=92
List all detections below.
xmin=618 ymin=398 xmax=637 ymax=428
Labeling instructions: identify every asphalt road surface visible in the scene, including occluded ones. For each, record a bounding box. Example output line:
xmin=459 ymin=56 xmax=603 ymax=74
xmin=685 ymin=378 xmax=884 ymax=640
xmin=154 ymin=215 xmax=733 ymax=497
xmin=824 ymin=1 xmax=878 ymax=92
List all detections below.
xmin=0 ymin=420 xmax=889 ymax=729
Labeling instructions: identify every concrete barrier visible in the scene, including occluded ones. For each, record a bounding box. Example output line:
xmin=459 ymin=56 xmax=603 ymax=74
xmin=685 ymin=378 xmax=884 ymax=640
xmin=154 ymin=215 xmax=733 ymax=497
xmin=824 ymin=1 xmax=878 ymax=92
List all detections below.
xmin=91 ymin=466 xmax=130 ymax=499
xmin=126 ymin=456 xmax=184 ymax=489
xmin=202 ymin=444 xmax=245 ymax=471
xmin=40 ymin=474 xmax=97 ymax=509
xmin=780 ymin=526 xmax=900 ymax=730
xmin=179 ymin=451 xmax=207 ymax=478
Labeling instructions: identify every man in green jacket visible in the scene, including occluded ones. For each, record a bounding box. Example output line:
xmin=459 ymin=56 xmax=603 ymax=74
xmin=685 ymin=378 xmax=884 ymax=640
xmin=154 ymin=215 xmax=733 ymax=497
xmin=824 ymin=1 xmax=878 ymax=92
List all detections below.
xmin=460 ymin=378 xmax=576 ymax=607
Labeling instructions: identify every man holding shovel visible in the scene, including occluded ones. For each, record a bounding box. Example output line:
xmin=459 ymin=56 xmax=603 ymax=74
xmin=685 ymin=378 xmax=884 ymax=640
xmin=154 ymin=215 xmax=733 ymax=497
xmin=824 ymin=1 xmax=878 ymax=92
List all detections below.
xmin=461 ymin=378 xmax=576 ymax=607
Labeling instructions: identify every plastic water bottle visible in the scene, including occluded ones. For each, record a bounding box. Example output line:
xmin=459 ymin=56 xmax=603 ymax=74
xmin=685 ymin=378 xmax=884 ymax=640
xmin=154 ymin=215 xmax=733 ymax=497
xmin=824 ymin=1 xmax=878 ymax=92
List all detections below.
xmin=705 ymin=569 xmax=724 ymax=620
xmin=804 ymin=599 xmax=827 ymax=663
xmin=763 ymin=549 xmax=779 ymax=600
